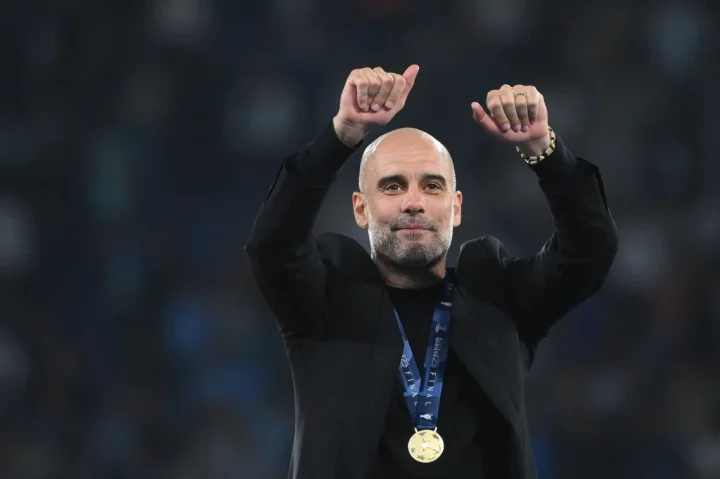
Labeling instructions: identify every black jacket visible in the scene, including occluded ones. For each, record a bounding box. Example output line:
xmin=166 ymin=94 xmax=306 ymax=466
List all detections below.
xmin=245 ymin=122 xmax=619 ymax=479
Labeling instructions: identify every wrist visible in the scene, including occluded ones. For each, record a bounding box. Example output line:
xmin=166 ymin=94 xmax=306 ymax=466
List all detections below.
xmin=332 ymin=116 xmax=368 ymax=148
xmin=517 ymin=133 xmax=552 ymax=158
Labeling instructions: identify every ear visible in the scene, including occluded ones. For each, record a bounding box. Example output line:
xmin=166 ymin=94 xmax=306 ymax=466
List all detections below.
xmin=352 ymin=192 xmax=369 ymax=229
xmin=453 ymin=190 xmax=462 ymax=228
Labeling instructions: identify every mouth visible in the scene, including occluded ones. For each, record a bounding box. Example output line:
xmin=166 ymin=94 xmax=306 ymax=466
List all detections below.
xmin=395 ymin=225 xmax=430 ymax=231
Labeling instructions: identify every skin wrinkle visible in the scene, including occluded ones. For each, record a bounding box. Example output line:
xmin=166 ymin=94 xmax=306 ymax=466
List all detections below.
xmin=352 ymin=128 xmax=463 ymax=289
xmin=358 ymin=128 xmax=456 ymax=193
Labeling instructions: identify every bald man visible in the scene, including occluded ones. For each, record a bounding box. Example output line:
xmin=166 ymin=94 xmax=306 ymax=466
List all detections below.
xmin=246 ymin=65 xmax=618 ymax=479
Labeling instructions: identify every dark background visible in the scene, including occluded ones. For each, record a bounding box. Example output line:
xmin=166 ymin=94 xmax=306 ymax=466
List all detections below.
xmin=1 ymin=0 xmax=719 ymax=478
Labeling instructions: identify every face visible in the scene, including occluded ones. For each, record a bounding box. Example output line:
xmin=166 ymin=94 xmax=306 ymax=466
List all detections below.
xmin=353 ymin=132 xmax=462 ymax=270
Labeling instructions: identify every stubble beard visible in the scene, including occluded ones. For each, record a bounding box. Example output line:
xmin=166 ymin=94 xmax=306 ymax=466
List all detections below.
xmin=368 ymin=216 xmax=453 ymax=272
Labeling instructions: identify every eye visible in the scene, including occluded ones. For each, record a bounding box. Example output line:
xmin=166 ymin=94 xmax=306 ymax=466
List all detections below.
xmin=385 ymin=184 xmax=402 ymax=191
xmin=426 ymin=183 xmax=442 ymax=191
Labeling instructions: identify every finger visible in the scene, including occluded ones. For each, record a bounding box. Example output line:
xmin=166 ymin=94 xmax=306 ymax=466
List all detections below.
xmin=471 ymin=102 xmax=501 ymax=135
xmin=536 ymin=93 xmax=547 ymax=123
xmin=370 ymin=67 xmax=394 ymax=112
xmin=384 ymin=73 xmax=407 ymax=110
xmin=525 ymin=86 xmax=539 ymax=125
xmin=486 ymin=90 xmax=510 ymax=132
xmin=361 ymin=67 xmax=382 ymax=109
xmin=399 ymin=64 xmax=420 ymax=99
xmin=513 ymin=86 xmax=529 ymax=132
xmin=499 ymin=85 xmax=521 ymax=132
xmin=349 ymin=69 xmax=370 ymax=111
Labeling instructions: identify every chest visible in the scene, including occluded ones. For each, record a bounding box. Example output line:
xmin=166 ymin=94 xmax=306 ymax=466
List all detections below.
xmin=318 ymin=278 xmax=530 ymax=430
xmin=321 ymin=279 xmax=529 ymax=369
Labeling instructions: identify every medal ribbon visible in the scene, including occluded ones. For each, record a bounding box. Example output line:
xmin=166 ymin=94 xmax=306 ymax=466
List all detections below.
xmin=393 ymin=279 xmax=453 ymax=431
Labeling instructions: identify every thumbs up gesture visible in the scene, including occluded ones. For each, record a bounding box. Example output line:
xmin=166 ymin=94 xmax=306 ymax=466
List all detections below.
xmin=333 ymin=65 xmax=420 ymax=146
xmin=471 ymin=84 xmax=552 ymax=154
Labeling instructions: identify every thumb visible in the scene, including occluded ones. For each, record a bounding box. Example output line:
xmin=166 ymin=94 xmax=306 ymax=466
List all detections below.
xmin=471 ymin=102 xmax=500 ymax=135
xmin=401 ymin=64 xmax=420 ymax=94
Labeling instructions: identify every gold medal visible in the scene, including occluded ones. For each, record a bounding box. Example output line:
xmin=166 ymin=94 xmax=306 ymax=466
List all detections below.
xmin=408 ymin=429 xmax=445 ymax=463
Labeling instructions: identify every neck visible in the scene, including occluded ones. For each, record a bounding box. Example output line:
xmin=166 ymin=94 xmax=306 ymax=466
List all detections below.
xmin=374 ymin=258 xmax=447 ymax=289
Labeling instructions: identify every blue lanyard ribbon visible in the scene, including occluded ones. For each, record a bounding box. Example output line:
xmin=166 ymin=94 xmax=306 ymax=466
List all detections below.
xmin=393 ymin=279 xmax=453 ymax=431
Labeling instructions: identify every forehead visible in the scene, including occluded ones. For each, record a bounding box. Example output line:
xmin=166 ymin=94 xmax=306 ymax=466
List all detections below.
xmin=365 ymin=142 xmax=452 ymax=182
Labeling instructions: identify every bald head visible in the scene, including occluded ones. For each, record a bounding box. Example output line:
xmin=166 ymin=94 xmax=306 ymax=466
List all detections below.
xmin=351 ymin=127 xmax=462 ymax=278
xmin=358 ymin=128 xmax=456 ymax=193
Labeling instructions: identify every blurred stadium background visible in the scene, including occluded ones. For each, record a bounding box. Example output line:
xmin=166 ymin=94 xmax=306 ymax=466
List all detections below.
xmin=1 ymin=0 xmax=719 ymax=477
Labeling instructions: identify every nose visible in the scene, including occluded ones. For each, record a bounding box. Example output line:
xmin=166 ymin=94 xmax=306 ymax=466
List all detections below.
xmin=401 ymin=186 xmax=425 ymax=214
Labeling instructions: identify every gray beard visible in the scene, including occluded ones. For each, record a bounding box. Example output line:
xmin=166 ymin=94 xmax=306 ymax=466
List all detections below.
xmin=371 ymin=230 xmax=448 ymax=271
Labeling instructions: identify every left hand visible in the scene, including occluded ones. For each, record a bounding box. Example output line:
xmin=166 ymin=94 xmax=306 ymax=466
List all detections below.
xmin=471 ymin=84 xmax=550 ymax=149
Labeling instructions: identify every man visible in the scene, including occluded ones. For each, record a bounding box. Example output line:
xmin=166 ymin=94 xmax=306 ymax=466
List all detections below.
xmin=245 ymin=64 xmax=618 ymax=479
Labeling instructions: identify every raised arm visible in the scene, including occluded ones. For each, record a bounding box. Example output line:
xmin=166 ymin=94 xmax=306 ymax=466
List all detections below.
xmin=245 ymin=64 xmax=419 ymax=340
xmin=245 ymin=124 xmax=356 ymax=340
xmin=471 ymin=84 xmax=619 ymax=340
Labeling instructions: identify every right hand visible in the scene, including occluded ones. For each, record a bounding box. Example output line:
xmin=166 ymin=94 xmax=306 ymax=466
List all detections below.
xmin=333 ymin=65 xmax=419 ymax=147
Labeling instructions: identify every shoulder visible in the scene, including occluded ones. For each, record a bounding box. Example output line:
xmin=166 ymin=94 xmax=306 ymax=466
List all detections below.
xmin=457 ymin=236 xmax=513 ymax=266
xmin=455 ymin=236 xmax=515 ymax=300
xmin=456 ymin=236 xmax=540 ymax=356
xmin=315 ymin=232 xmax=381 ymax=283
